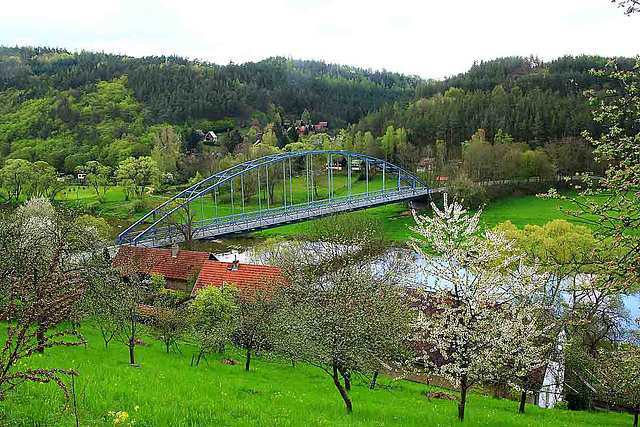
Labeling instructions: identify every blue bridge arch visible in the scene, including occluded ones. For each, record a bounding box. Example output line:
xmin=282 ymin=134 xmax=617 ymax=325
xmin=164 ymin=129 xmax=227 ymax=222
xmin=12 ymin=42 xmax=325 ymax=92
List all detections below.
xmin=119 ymin=150 xmax=436 ymax=247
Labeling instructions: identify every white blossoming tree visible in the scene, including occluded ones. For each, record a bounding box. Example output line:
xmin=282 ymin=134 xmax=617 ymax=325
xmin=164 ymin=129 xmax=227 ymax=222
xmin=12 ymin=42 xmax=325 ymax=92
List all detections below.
xmin=596 ymin=346 xmax=640 ymax=427
xmin=409 ymin=194 xmax=554 ymax=421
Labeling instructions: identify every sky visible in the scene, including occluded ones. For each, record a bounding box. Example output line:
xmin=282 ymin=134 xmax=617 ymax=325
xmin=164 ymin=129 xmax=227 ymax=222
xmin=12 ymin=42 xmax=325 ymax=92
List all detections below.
xmin=2 ymin=0 xmax=638 ymax=79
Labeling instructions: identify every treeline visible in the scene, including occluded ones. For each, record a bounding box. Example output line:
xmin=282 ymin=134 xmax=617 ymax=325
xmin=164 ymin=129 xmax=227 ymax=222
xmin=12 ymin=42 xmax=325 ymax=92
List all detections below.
xmin=356 ymin=85 xmax=595 ymax=146
xmin=0 ymin=47 xmax=636 ymax=178
xmin=355 ymin=55 xmax=639 ymax=147
xmin=417 ymin=55 xmax=637 ymax=97
xmin=0 ymin=47 xmax=420 ymax=126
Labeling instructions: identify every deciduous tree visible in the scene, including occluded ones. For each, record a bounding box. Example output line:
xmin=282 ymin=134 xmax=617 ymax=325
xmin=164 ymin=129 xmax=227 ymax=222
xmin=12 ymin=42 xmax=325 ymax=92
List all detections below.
xmin=269 ymin=214 xmax=412 ymax=413
xmin=410 ymin=194 xmax=552 ymax=421
xmin=116 ymin=156 xmax=159 ymax=200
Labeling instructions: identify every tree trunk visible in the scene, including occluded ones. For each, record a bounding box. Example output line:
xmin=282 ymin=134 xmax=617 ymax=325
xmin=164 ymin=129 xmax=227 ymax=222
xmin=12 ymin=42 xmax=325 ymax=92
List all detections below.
xmin=166 ymin=341 xmax=170 ymax=354
xmin=291 ymin=357 xmax=296 ymax=368
xmin=344 ymin=371 xmax=351 ymax=392
xmin=634 ymin=410 xmax=638 ymax=427
xmin=458 ymin=374 xmax=468 ymax=422
xmin=370 ymin=371 xmax=379 ymax=390
xmin=36 ymin=320 xmax=45 ymax=354
xmin=246 ymin=346 xmax=252 ymax=372
xmin=196 ymin=350 xmax=203 ymax=367
xmin=519 ymin=391 xmax=527 ymax=414
xmin=105 ymin=340 xmax=109 ymax=350
xmin=333 ymin=362 xmax=352 ymax=413
xmin=129 ymin=345 xmax=135 ymax=365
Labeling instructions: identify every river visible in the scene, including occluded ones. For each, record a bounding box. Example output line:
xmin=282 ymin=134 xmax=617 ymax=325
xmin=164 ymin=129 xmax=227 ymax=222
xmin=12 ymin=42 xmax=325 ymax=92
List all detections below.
xmin=194 ymin=236 xmax=640 ymax=326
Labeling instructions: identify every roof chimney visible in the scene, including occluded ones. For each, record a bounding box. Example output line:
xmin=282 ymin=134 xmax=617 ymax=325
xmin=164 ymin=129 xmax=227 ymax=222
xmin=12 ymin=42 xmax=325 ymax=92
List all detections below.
xmin=171 ymin=243 xmax=179 ymax=258
xmin=229 ymin=255 xmax=239 ymax=271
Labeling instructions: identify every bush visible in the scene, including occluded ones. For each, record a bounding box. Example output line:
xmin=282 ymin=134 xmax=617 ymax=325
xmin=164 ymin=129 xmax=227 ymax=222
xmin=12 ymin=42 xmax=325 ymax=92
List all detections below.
xmin=157 ymin=288 xmax=190 ymax=307
xmin=85 ymin=200 xmax=101 ymax=213
xmin=446 ymin=172 xmax=487 ymax=209
xmin=130 ymin=199 xmax=147 ymax=214
xmin=554 ymin=400 xmax=569 ymax=410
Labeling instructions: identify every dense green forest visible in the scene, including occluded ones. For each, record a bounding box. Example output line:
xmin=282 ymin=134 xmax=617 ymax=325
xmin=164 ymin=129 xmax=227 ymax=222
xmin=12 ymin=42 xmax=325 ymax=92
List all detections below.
xmin=0 ymin=46 xmax=636 ymax=177
xmin=355 ymin=55 xmax=639 ymax=145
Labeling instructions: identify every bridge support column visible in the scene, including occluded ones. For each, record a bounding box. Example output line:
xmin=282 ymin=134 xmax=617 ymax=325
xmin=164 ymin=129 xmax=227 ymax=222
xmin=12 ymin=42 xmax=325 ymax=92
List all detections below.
xmin=282 ymin=161 xmax=286 ymax=208
xmin=306 ymin=155 xmax=310 ymax=204
xmin=152 ymin=211 xmax=156 ymax=246
xmin=310 ymin=154 xmax=314 ymax=203
xmin=258 ymin=168 xmax=262 ymax=213
xmin=348 ymin=156 xmax=351 ymax=196
xmin=383 ymin=163 xmax=385 ymax=193
xmin=366 ymin=160 xmax=369 ymax=195
xmin=241 ymin=174 xmax=245 ymax=214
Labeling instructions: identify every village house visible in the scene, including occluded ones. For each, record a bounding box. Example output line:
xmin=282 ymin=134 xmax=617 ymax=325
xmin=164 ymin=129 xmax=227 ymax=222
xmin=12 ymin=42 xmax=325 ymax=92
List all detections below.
xmin=113 ymin=246 xmax=285 ymax=297
xmin=325 ymin=162 xmax=343 ymax=171
xmin=113 ymin=244 xmax=212 ymax=291
xmin=314 ymin=121 xmax=328 ymax=132
xmin=350 ymin=159 xmax=363 ymax=171
xmin=416 ymin=157 xmax=436 ymax=173
xmin=204 ymin=131 xmax=218 ymax=143
xmin=192 ymin=258 xmax=285 ymax=300
xmin=297 ymin=122 xmax=329 ymax=135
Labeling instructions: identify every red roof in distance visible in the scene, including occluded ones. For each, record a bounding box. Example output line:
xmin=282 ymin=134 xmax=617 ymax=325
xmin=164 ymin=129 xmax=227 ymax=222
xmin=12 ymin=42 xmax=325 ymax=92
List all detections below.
xmin=192 ymin=260 xmax=285 ymax=298
xmin=113 ymin=246 xmax=209 ymax=281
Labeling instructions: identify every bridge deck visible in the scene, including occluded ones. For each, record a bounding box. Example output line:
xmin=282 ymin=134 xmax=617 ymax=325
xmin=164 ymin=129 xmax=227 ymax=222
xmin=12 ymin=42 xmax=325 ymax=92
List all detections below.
xmin=128 ymin=187 xmax=434 ymax=247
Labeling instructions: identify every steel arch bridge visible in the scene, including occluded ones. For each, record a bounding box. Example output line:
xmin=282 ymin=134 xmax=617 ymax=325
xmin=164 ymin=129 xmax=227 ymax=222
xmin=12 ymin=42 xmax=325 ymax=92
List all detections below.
xmin=118 ymin=150 xmax=436 ymax=247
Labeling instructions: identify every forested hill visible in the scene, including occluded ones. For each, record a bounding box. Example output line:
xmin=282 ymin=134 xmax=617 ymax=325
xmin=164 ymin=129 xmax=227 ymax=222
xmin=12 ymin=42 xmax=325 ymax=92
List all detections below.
xmin=0 ymin=45 xmax=635 ymax=174
xmin=355 ymin=55 xmax=638 ymax=146
xmin=0 ymin=46 xmax=421 ymax=127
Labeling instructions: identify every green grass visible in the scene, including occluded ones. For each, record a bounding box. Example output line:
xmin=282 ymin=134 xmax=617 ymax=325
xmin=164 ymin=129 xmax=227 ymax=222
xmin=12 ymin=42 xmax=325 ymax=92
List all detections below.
xmin=0 ymin=326 xmax=631 ymax=426
xmin=479 ymin=191 xmax=586 ymax=230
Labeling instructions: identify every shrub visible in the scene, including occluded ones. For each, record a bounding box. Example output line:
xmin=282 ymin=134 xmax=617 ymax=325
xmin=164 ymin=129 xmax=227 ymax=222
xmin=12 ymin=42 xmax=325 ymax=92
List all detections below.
xmin=130 ymin=199 xmax=147 ymax=214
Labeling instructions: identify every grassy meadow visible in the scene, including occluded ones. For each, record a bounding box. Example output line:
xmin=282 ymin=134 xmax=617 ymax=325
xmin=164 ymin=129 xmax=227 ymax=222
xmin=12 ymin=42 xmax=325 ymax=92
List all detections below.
xmin=0 ymin=325 xmax=631 ymax=427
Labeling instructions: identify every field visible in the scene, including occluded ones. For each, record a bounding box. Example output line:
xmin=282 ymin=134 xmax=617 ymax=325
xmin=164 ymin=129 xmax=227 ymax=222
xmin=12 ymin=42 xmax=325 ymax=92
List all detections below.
xmin=0 ymin=326 xmax=631 ymax=427
xmin=255 ymin=190 xmax=584 ymax=242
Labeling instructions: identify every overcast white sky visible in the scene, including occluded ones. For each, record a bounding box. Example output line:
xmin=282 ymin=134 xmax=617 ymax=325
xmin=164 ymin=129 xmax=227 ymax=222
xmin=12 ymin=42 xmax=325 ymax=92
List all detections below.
xmin=2 ymin=0 xmax=638 ymax=79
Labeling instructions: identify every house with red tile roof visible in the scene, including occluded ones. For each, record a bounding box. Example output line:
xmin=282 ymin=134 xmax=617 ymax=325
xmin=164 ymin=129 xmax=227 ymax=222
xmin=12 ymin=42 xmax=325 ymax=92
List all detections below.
xmin=113 ymin=245 xmax=285 ymax=297
xmin=113 ymin=244 xmax=212 ymax=291
xmin=192 ymin=259 xmax=285 ymax=299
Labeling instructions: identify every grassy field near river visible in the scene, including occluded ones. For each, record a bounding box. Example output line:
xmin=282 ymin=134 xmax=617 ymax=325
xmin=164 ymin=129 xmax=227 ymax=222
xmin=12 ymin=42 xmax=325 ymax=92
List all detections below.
xmin=0 ymin=325 xmax=632 ymax=427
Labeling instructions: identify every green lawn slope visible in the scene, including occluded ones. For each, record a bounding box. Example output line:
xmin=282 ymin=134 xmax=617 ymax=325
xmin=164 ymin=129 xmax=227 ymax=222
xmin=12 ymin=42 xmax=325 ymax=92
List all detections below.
xmin=0 ymin=326 xmax=631 ymax=426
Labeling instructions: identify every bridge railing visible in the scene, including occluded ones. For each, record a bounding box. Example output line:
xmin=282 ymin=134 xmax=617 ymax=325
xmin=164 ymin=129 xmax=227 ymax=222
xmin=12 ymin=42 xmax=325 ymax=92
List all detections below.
xmin=124 ymin=186 xmax=430 ymax=246
xmin=119 ymin=150 xmax=432 ymax=246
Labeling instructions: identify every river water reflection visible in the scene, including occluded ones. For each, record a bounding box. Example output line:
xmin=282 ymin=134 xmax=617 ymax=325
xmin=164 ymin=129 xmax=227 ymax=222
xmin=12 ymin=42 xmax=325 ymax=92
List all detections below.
xmin=193 ymin=237 xmax=640 ymax=324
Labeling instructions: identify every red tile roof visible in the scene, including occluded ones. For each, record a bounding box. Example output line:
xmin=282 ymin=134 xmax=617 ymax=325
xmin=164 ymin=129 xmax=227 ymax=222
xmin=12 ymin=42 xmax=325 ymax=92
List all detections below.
xmin=192 ymin=261 xmax=285 ymax=298
xmin=113 ymin=246 xmax=209 ymax=282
